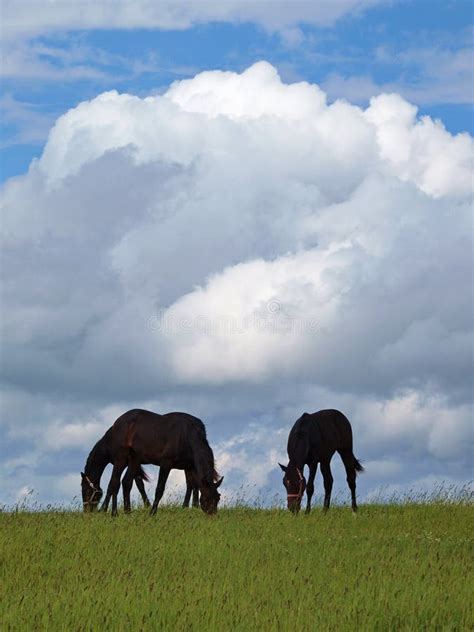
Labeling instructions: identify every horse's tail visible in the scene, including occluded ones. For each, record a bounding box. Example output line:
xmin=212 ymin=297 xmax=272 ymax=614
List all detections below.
xmin=136 ymin=463 xmax=150 ymax=482
xmin=353 ymin=456 xmax=364 ymax=475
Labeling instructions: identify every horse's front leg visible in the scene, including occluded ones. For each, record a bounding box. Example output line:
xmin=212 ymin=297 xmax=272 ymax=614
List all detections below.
xmin=183 ymin=469 xmax=193 ymax=508
xmin=192 ymin=484 xmax=199 ymax=509
xmin=106 ymin=455 xmax=128 ymax=517
xmin=184 ymin=469 xmax=199 ymax=508
xmin=100 ymin=491 xmax=111 ymax=512
xmin=150 ymin=466 xmax=171 ymax=516
xmin=305 ymin=463 xmax=318 ymax=515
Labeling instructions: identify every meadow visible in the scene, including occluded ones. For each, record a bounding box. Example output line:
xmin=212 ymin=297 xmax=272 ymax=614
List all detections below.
xmin=1 ymin=499 xmax=472 ymax=631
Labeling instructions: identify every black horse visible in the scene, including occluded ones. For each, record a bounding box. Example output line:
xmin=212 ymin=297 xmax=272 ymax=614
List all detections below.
xmin=81 ymin=409 xmax=222 ymax=516
xmin=279 ymin=409 xmax=363 ymax=514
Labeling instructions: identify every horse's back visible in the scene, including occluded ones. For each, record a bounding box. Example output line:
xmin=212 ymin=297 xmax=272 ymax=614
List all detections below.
xmin=112 ymin=409 xmax=204 ymax=431
xmin=162 ymin=411 xmax=206 ymax=432
xmin=108 ymin=408 xmax=155 ymax=437
xmin=311 ymin=409 xmax=351 ymax=429
xmin=109 ymin=409 xmax=206 ymax=462
xmin=305 ymin=409 xmax=353 ymax=454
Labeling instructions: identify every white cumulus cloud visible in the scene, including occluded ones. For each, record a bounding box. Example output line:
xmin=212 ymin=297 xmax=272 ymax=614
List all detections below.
xmin=1 ymin=61 xmax=472 ymax=504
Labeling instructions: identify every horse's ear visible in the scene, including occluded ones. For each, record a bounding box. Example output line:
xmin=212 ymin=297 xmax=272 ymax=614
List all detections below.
xmin=215 ymin=476 xmax=224 ymax=489
xmin=278 ymin=463 xmax=287 ymax=473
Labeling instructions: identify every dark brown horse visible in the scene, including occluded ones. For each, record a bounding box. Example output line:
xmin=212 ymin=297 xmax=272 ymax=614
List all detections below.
xmin=279 ymin=409 xmax=363 ymax=514
xmin=81 ymin=409 xmax=222 ymax=516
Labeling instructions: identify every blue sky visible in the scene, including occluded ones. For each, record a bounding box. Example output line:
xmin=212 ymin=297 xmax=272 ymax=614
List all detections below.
xmin=0 ymin=1 xmax=472 ymax=507
xmin=2 ymin=1 xmax=473 ymax=181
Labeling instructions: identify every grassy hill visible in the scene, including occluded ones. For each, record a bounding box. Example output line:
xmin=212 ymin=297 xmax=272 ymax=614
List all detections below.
xmin=1 ymin=501 xmax=472 ymax=631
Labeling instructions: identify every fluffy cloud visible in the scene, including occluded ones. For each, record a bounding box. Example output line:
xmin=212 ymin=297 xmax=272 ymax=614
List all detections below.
xmin=1 ymin=61 xmax=472 ymax=504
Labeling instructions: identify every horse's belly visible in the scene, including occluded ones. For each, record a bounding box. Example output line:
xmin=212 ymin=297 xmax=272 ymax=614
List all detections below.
xmin=135 ymin=439 xmax=190 ymax=467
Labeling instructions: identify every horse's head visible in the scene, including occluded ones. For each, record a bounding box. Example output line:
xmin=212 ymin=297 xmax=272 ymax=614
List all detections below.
xmin=279 ymin=463 xmax=306 ymax=514
xmin=199 ymin=476 xmax=224 ymax=515
xmin=81 ymin=472 xmax=103 ymax=512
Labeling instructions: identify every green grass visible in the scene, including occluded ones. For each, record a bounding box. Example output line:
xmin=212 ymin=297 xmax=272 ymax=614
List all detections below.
xmin=1 ymin=502 xmax=472 ymax=631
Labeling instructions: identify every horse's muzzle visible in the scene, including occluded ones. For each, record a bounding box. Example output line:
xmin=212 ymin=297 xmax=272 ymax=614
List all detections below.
xmin=287 ymin=499 xmax=302 ymax=514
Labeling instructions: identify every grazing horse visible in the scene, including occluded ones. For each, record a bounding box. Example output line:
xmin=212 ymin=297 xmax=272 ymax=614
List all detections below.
xmin=279 ymin=409 xmax=363 ymax=514
xmin=81 ymin=409 xmax=222 ymax=516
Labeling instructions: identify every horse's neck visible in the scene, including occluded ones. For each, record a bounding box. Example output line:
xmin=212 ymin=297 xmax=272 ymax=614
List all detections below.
xmin=289 ymin=431 xmax=309 ymax=467
xmin=190 ymin=436 xmax=214 ymax=485
xmin=85 ymin=441 xmax=110 ymax=484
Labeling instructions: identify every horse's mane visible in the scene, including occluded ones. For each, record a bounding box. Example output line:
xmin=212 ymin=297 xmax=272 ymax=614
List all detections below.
xmin=287 ymin=413 xmax=313 ymax=463
xmin=194 ymin=417 xmax=207 ymax=437
xmin=290 ymin=413 xmax=311 ymax=440
xmin=85 ymin=434 xmax=110 ymax=472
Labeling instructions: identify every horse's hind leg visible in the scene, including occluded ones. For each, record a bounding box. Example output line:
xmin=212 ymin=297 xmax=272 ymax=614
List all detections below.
xmin=150 ymin=466 xmax=171 ymax=516
xmin=339 ymin=449 xmax=358 ymax=512
xmin=305 ymin=463 xmax=318 ymax=515
xmin=320 ymin=459 xmax=334 ymax=513
xmin=122 ymin=467 xmax=134 ymax=513
xmin=127 ymin=451 xmax=150 ymax=508
xmin=135 ymin=475 xmax=151 ymax=508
